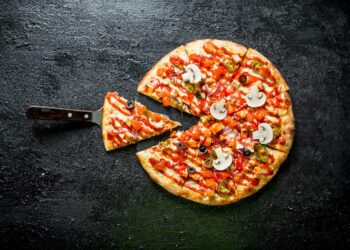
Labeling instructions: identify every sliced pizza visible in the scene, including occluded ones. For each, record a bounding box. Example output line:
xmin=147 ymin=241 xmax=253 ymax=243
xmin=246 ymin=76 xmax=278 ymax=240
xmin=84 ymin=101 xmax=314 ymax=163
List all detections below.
xmin=137 ymin=46 xmax=203 ymax=115
xmin=102 ymin=92 xmax=180 ymax=151
xmin=231 ymin=48 xmax=289 ymax=98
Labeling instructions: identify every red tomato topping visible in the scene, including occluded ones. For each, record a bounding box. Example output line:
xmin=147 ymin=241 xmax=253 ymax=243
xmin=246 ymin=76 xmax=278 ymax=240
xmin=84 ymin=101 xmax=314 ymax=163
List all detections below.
xmin=213 ymin=66 xmax=227 ymax=80
xmin=162 ymin=96 xmax=171 ymax=106
xmin=203 ymin=41 xmax=218 ymax=55
xmin=149 ymin=158 xmax=170 ymax=171
xmin=131 ymin=120 xmax=142 ymax=131
xmin=254 ymin=108 xmax=268 ymax=121
xmin=203 ymin=58 xmax=214 ymax=68
xmin=170 ymin=56 xmax=184 ymax=66
xmin=235 ymin=155 xmax=243 ymax=171
xmin=245 ymin=112 xmax=254 ymax=123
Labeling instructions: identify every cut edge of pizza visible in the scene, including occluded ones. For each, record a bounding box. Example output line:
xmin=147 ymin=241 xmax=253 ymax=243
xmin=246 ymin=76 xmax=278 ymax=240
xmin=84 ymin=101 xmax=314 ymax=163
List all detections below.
xmin=102 ymin=92 xmax=181 ymax=151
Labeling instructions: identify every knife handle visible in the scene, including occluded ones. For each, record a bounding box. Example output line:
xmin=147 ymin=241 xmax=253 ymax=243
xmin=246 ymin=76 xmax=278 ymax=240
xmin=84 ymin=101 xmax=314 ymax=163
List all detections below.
xmin=26 ymin=105 xmax=93 ymax=122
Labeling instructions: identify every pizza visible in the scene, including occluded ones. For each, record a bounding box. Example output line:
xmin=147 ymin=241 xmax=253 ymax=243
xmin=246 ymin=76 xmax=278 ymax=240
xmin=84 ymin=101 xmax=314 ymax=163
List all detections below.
xmin=136 ymin=39 xmax=295 ymax=205
xmin=102 ymin=92 xmax=180 ymax=151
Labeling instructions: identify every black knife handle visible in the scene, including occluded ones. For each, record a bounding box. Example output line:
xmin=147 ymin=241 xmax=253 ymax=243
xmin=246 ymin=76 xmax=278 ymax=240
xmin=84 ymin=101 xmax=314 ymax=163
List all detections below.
xmin=26 ymin=105 xmax=93 ymax=122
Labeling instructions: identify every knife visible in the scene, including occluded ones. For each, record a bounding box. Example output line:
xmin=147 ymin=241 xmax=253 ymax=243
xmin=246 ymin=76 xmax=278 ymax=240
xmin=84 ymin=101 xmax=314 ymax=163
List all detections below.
xmin=26 ymin=106 xmax=102 ymax=126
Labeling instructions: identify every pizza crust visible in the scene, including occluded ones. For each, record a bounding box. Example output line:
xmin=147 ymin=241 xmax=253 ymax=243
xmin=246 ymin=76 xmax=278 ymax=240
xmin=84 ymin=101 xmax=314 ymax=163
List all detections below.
xmin=185 ymin=39 xmax=247 ymax=58
xmin=179 ymin=187 xmax=239 ymax=206
xmin=101 ymin=95 xmax=115 ymax=151
xmin=136 ymin=149 xmax=183 ymax=196
xmin=270 ymin=105 xmax=295 ymax=154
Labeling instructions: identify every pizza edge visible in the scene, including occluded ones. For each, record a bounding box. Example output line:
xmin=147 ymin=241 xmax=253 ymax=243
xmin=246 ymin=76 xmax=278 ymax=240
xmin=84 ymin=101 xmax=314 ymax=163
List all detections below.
xmin=245 ymin=48 xmax=289 ymax=93
xmin=136 ymin=149 xmax=183 ymax=196
xmin=184 ymin=38 xmax=247 ymax=58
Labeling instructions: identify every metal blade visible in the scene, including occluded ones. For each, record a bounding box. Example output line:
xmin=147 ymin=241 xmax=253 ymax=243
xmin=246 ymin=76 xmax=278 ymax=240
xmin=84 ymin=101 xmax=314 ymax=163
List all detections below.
xmin=91 ymin=107 xmax=102 ymax=127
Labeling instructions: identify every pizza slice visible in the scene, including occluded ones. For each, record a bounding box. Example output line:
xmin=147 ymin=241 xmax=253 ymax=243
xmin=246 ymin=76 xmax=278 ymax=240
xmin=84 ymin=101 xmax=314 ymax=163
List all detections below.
xmin=231 ymin=48 xmax=289 ymax=98
xmin=137 ymin=46 xmax=204 ymax=116
xmin=102 ymin=92 xmax=180 ymax=151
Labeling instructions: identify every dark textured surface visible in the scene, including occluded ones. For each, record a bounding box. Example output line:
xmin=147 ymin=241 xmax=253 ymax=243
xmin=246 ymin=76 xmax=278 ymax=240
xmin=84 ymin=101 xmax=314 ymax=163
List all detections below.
xmin=0 ymin=0 xmax=349 ymax=249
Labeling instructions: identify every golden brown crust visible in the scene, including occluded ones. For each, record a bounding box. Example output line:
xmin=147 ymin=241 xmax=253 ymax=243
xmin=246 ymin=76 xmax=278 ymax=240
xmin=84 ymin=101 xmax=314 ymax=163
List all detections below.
xmin=101 ymin=95 xmax=115 ymax=151
xmin=179 ymin=187 xmax=238 ymax=206
xmin=246 ymin=48 xmax=289 ymax=92
xmin=270 ymin=105 xmax=295 ymax=154
xmin=185 ymin=39 xmax=247 ymax=57
xmin=136 ymin=149 xmax=183 ymax=195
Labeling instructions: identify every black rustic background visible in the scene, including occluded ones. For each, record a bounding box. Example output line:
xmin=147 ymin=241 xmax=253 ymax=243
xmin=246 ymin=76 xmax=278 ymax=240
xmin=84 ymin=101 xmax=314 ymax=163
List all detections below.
xmin=0 ymin=0 xmax=349 ymax=249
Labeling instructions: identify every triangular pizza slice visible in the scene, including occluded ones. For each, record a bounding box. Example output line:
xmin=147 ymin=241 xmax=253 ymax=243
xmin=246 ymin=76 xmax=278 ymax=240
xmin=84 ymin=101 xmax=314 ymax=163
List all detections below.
xmin=102 ymin=92 xmax=180 ymax=151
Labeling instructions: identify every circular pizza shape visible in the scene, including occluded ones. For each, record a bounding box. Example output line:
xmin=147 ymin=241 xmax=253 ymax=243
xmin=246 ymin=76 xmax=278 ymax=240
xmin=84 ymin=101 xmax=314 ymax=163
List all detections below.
xmin=136 ymin=39 xmax=295 ymax=205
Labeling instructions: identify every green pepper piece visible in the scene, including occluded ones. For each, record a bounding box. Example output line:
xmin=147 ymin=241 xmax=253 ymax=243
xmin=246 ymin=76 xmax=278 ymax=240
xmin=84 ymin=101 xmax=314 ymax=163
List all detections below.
xmin=272 ymin=125 xmax=280 ymax=138
xmin=225 ymin=62 xmax=237 ymax=73
xmin=204 ymin=157 xmax=214 ymax=168
xmin=186 ymin=83 xmax=196 ymax=93
xmin=144 ymin=109 xmax=151 ymax=118
xmin=216 ymin=181 xmax=230 ymax=194
xmin=257 ymin=154 xmax=269 ymax=163
xmin=251 ymin=60 xmax=263 ymax=73
xmin=200 ymin=115 xmax=213 ymax=123
xmin=255 ymin=144 xmax=267 ymax=155
xmin=159 ymin=140 xmax=169 ymax=148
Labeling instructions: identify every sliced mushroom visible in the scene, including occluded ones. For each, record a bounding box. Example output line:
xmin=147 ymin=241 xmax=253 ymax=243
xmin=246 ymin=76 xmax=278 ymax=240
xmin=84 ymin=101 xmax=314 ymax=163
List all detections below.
xmin=245 ymin=86 xmax=266 ymax=108
xmin=252 ymin=123 xmax=273 ymax=144
xmin=181 ymin=64 xmax=202 ymax=84
xmin=210 ymin=99 xmax=227 ymax=120
xmin=213 ymin=147 xmax=232 ymax=171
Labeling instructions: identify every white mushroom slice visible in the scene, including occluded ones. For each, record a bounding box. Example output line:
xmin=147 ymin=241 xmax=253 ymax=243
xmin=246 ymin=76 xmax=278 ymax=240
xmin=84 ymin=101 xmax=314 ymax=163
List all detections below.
xmin=182 ymin=64 xmax=202 ymax=84
xmin=182 ymin=71 xmax=194 ymax=82
xmin=186 ymin=64 xmax=202 ymax=83
xmin=213 ymin=147 xmax=233 ymax=171
xmin=210 ymin=99 xmax=227 ymax=120
xmin=245 ymin=86 xmax=266 ymax=108
xmin=252 ymin=123 xmax=273 ymax=144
